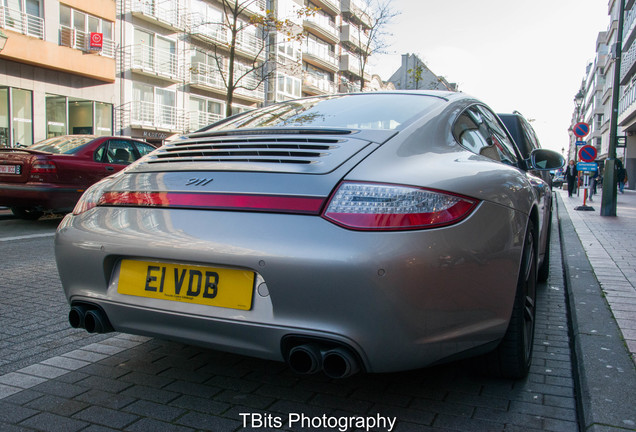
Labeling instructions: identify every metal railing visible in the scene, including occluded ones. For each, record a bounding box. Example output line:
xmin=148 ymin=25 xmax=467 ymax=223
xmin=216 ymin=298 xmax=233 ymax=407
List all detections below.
xmin=340 ymin=24 xmax=369 ymax=51
xmin=339 ymin=53 xmax=361 ymax=76
xmin=128 ymin=0 xmax=184 ymax=29
xmin=303 ymin=72 xmax=337 ymax=94
xmin=118 ymin=100 xmax=186 ymax=132
xmin=188 ymin=111 xmax=223 ymax=132
xmin=235 ymin=31 xmax=265 ymax=58
xmin=187 ymin=18 xmax=228 ymax=45
xmin=621 ymin=40 xmax=636 ymax=83
xmin=619 ymin=84 xmax=636 ymax=117
xmin=190 ymin=62 xmax=226 ymax=91
xmin=304 ymin=15 xmax=339 ymax=39
xmin=0 ymin=5 xmax=44 ymax=39
xmin=624 ymin=7 xmax=636 ymax=45
xmin=125 ymin=44 xmax=180 ymax=80
xmin=60 ymin=26 xmax=115 ymax=58
xmin=303 ymin=44 xmax=338 ymax=67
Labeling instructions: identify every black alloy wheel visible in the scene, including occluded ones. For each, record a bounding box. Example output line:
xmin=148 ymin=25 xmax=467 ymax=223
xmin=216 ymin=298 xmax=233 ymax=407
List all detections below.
xmin=479 ymin=220 xmax=537 ymax=379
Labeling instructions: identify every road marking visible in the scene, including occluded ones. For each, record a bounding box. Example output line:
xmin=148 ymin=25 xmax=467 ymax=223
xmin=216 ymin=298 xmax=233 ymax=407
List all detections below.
xmin=0 ymin=232 xmax=56 ymax=242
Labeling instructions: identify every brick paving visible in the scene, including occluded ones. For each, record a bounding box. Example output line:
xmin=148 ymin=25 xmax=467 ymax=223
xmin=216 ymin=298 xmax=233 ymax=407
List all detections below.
xmin=0 ymin=208 xmax=580 ymax=431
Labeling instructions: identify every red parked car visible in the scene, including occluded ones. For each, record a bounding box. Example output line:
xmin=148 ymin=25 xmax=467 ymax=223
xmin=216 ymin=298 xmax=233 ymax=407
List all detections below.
xmin=0 ymin=135 xmax=157 ymax=219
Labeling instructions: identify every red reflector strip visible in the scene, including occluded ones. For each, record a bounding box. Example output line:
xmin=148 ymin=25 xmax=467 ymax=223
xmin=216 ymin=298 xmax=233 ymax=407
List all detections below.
xmin=98 ymin=191 xmax=325 ymax=215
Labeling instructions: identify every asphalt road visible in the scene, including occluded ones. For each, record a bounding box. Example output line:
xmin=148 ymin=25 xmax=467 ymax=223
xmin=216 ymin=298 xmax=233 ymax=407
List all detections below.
xmin=0 ymin=212 xmax=579 ymax=431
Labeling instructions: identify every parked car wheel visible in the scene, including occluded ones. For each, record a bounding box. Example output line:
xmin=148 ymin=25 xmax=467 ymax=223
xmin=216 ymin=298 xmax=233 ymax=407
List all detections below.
xmin=480 ymin=220 xmax=537 ymax=378
xmin=11 ymin=207 xmax=44 ymax=220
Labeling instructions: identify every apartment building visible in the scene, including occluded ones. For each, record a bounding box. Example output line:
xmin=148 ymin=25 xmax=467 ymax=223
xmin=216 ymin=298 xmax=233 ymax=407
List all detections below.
xmin=0 ymin=0 xmax=116 ymax=147
xmin=1 ymin=0 xmax=387 ymax=147
xmin=388 ymin=53 xmax=456 ymax=91
xmin=616 ymin=0 xmax=636 ymax=188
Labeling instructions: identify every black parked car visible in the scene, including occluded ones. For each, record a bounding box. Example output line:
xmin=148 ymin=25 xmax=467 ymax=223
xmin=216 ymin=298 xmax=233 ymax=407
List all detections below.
xmin=498 ymin=111 xmax=554 ymax=282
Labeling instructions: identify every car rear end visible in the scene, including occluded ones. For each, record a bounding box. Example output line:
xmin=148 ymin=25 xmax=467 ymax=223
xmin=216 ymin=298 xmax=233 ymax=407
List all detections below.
xmin=56 ymin=93 xmax=527 ymax=374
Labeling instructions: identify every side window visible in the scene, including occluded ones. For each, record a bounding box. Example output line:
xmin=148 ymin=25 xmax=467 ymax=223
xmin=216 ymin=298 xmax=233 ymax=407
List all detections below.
xmin=134 ymin=142 xmax=156 ymax=158
xmin=94 ymin=145 xmax=106 ymax=162
xmin=453 ymin=106 xmax=518 ymax=166
xmin=520 ymin=117 xmax=540 ymax=151
xmin=476 ymin=106 xmax=518 ymax=165
xmin=104 ymin=140 xmax=136 ymax=165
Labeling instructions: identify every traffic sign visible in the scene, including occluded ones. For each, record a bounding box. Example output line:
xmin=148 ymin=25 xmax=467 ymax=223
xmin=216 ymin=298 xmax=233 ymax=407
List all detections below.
xmin=575 ymin=140 xmax=587 ymax=146
xmin=573 ymin=122 xmax=590 ymax=138
xmin=577 ymin=162 xmax=598 ymax=172
xmin=578 ymin=145 xmax=597 ymax=162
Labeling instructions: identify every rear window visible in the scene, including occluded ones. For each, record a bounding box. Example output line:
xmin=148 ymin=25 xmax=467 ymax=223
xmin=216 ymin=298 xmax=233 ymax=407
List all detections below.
xmin=29 ymin=136 xmax=96 ymax=154
xmin=208 ymin=94 xmax=441 ymax=131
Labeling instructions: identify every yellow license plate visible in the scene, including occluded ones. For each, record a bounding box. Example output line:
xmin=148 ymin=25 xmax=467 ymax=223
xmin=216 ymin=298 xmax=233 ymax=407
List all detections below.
xmin=118 ymin=260 xmax=254 ymax=310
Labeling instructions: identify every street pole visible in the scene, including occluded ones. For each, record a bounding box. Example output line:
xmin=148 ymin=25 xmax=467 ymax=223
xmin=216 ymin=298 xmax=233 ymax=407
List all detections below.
xmin=601 ymin=0 xmax=625 ymax=216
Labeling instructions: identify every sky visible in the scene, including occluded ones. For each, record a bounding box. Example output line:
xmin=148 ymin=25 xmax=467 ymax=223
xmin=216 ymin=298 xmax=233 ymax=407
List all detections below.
xmin=367 ymin=0 xmax=610 ymax=154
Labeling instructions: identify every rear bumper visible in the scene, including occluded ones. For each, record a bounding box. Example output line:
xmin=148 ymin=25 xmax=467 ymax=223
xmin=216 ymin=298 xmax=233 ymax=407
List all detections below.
xmin=56 ymin=203 xmax=526 ymax=373
xmin=0 ymin=183 xmax=82 ymax=212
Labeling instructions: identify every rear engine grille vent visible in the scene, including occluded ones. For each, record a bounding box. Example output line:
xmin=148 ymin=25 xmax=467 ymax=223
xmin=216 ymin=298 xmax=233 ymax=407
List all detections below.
xmin=148 ymin=137 xmax=343 ymax=165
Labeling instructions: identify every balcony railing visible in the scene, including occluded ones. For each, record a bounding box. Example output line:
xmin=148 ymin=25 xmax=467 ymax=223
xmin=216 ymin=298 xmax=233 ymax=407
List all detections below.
xmin=128 ymin=0 xmax=185 ymax=30
xmin=620 ymin=39 xmax=636 ymax=84
xmin=187 ymin=18 xmax=228 ymax=45
xmin=304 ymin=15 xmax=339 ymax=40
xmin=235 ymin=31 xmax=265 ymax=58
xmin=340 ymin=0 xmax=372 ymax=29
xmin=125 ymin=44 xmax=180 ymax=80
xmin=302 ymin=45 xmax=338 ymax=69
xmin=340 ymin=23 xmax=369 ymax=51
xmin=190 ymin=62 xmax=263 ymax=100
xmin=339 ymin=53 xmax=361 ymax=77
xmin=0 ymin=5 xmax=44 ymax=39
xmin=118 ymin=100 xmax=186 ymax=132
xmin=624 ymin=6 xmax=636 ymax=45
xmin=60 ymin=26 xmax=115 ymax=58
xmin=303 ymin=72 xmax=337 ymax=94
xmin=190 ymin=62 xmax=226 ymax=91
xmin=234 ymin=72 xmax=264 ymax=100
xmin=619 ymin=85 xmax=636 ymax=118
xmin=188 ymin=111 xmax=223 ymax=132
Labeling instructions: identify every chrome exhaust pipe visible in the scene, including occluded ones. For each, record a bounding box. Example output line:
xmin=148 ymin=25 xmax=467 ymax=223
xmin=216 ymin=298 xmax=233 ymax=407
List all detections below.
xmin=84 ymin=309 xmax=114 ymax=334
xmin=68 ymin=304 xmax=90 ymax=329
xmin=288 ymin=344 xmax=322 ymax=374
xmin=322 ymin=347 xmax=360 ymax=379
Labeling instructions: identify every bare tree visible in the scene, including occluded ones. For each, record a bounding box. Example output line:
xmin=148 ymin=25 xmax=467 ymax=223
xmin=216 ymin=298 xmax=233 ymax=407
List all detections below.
xmin=188 ymin=0 xmax=316 ymax=118
xmin=353 ymin=0 xmax=398 ymax=91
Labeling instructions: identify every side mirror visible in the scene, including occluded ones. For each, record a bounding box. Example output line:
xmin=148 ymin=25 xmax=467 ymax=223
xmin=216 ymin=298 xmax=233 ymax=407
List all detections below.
xmin=530 ymin=149 xmax=565 ymax=171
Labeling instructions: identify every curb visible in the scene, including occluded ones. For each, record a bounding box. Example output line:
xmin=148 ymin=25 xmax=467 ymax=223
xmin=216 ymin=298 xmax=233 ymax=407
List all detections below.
xmin=556 ymin=194 xmax=636 ymax=431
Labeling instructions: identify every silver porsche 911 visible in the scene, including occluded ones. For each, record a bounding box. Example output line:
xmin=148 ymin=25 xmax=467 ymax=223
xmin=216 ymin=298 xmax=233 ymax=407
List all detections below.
xmin=55 ymin=91 xmax=564 ymax=379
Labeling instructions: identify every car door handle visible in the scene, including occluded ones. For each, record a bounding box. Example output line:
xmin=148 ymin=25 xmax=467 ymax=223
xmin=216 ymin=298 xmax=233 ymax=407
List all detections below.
xmin=105 ymin=166 xmax=114 ymax=171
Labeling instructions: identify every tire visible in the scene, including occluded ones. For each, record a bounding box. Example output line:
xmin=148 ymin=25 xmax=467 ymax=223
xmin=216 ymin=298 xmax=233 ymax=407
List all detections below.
xmin=537 ymin=216 xmax=551 ymax=283
xmin=10 ymin=207 xmax=44 ymax=220
xmin=479 ymin=220 xmax=537 ymax=379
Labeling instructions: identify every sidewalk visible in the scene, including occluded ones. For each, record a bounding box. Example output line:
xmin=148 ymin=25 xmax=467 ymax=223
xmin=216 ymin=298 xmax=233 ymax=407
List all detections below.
xmin=555 ymin=187 xmax=636 ymax=431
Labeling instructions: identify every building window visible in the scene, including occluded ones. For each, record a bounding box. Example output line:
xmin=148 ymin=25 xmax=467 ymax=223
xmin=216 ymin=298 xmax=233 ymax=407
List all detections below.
xmin=11 ymin=88 xmax=33 ymax=147
xmin=59 ymin=4 xmax=114 ymax=57
xmin=46 ymin=95 xmax=113 ymax=138
xmin=46 ymin=95 xmax=67 ymax=138
xmin=276 ymin=73 xmax=301 ymax=100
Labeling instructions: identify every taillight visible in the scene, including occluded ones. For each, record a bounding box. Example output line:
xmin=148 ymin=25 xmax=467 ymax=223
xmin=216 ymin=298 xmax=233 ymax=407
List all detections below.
xmin=31 ymin=160 xmax=57 ymax=174
xmin=322 ymin=182 xmax=479 ymax=231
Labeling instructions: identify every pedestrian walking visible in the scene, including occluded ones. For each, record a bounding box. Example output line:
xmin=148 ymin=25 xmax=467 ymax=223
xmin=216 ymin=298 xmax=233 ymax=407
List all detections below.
xmin=617 ymin=159 xmax=627 ymax=194
xmin=588 ymin=163 xmax=599 ymax=202
xmin=565 ymin=160 xmax=578 ymax=197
